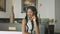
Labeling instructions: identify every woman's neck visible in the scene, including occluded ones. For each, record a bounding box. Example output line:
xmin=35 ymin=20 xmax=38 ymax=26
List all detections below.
xmin=29 ymin=17 xmax=33 ymax=21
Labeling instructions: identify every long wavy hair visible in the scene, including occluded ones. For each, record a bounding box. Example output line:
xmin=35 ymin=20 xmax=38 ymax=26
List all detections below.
xmin=25 ymin=6 xmax=39 ymax=25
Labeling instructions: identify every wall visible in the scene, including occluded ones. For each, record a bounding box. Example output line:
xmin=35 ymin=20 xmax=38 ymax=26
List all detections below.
xmin=38 ymin=0 xmax=55 ymax=19
xmin=0 ymin=0 xmax=55 ymax=19
xmin=0 ymin=0 xmax=12 ymax=18
xmin=14 ymin=0 xmax=55 ymax=19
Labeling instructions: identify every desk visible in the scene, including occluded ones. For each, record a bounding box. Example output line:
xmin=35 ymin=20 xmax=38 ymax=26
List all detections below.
xmin=0 ymin=31 xmax=22 ymax=34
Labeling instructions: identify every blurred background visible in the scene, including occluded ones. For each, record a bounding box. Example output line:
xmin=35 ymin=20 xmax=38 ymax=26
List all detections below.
xmin=0 ymin=0 xmax=60 ymax=34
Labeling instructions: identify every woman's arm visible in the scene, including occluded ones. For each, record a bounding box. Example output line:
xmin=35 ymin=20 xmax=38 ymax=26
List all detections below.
xmin=22 ymin=18 xmax=31 ymax=34
xmin=33 ymin=21 xmax=40 ymax=34
xmin=32 ymin=16 xmax=40 ymax=34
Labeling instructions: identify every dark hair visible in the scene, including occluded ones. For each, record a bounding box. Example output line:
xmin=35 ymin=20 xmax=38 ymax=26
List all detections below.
xmin=27 ymin=6 xmax=37 ymax=16
xmin=25 ymin=6 xmax=38 ymax=25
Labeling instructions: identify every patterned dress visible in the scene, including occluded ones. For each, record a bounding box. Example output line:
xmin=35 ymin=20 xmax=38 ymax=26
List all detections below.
xmin=26 ymin=18 xmax=35 ymax=34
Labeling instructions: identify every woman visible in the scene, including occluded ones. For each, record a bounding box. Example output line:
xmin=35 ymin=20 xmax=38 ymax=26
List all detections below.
xmin=22 ymin=6 xmax=40 ymax=34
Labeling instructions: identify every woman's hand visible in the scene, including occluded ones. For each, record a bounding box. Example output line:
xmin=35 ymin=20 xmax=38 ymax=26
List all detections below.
xmin=32 ymin=15 xmax=36 ymax=22
xmin=32 ymin=16 xmax=40 ymax=34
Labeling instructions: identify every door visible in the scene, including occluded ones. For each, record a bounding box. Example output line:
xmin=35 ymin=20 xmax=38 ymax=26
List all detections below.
xmin=55 ymin=0 xmax=60 ymax=33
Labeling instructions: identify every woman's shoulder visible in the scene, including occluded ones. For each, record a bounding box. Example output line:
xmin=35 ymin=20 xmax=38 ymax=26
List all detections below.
xmin=22 ymin=18 xmax=27 ymax=25
xmin=22 ymin=18 xmax=26 ymax=22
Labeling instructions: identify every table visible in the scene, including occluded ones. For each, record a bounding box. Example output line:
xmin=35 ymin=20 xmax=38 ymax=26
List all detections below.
xmin=0 ymin=31 xmax=22 ymax=34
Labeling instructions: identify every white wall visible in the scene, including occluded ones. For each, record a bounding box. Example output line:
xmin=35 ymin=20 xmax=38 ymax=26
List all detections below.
xmin=14 ymin=0 xmax=55 ymax=19
xmin=0 ymin=0 xmax=55 ymax=19
xmin=0 ymin=0 xmax=12 ymax=18
xmin=38 ymin=0 xmax=55 ymax=19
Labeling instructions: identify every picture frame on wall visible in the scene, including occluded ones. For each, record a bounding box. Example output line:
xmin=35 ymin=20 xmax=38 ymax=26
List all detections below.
xmin=21 ymin=0 xmax=37 ymax=13
xmin=0 ymin=0 xmax=6 ymax=12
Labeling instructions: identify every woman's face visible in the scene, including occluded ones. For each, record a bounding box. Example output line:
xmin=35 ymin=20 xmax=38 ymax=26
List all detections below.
xmin=27 ymin=9 xmax=34 ymax=18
